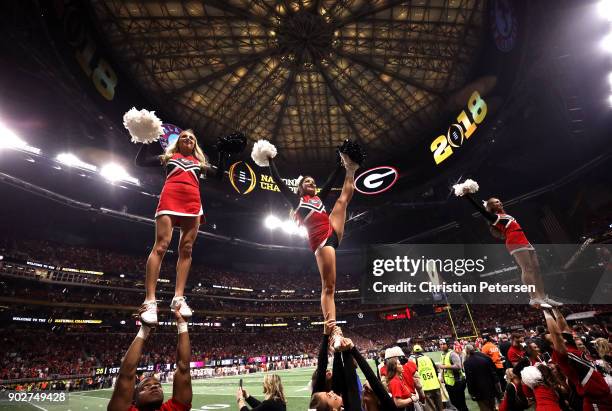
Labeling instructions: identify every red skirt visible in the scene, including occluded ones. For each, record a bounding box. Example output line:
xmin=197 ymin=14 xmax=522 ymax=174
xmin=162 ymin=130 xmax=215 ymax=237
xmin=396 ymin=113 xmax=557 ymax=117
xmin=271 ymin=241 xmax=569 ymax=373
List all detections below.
xmin=506 ymin=230 xmax=534 ymax=255
xmin=155 ymin=182 xmax=202 ymax=221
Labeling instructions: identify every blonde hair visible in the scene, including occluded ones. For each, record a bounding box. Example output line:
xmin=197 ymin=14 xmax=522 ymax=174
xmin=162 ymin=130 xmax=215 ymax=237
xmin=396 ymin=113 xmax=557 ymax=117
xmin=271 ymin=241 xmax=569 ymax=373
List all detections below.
xmin=594 ymin=338 xmax=610 ymax=359
xmin=159 ymin=129 xmax=208 ymax=169
xmin=263 ymin=374 xmax=286 ymax=404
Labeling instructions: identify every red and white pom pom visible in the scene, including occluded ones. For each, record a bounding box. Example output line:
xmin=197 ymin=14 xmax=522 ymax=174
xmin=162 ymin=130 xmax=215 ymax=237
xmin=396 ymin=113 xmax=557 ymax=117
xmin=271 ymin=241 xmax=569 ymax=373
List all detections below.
xmin=452 ymin=178 xmax=480 ymax=197
xmin=123 ymin=107 xmax=163 ymax=144
xmin=251 ymin=139 xmax=277 ymax=167
xmin=520 ymin=366 xmax=543 ymax=389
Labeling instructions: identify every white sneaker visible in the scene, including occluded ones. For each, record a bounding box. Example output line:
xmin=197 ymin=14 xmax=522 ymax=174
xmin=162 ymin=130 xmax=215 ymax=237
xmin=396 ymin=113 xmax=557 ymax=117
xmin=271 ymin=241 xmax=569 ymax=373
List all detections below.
xmin=140 ymin=301 xmax=158 ymax=326
xmin=529 ymin=298 xmax=552 ymax=309
xmin=544 ymin=295 xmax=563 ymax=307
xmin=339 ymin=153 xmax=359 ymax=173
xmin=170 ymin=296 xmax=193 ymax=318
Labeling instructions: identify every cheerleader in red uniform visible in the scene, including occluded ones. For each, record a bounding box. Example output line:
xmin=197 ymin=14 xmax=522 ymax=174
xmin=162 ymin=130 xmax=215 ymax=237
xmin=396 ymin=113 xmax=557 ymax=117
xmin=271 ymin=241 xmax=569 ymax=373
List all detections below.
xmin=127 ymin=111 xmax=244 ymax=325
xmin=251 ymin=139 xmax=364 ymax=347
xmin=133 ymin=129 xmax=213 ymax=325
xmin=453 ymin=179 xmax=561 ymax=308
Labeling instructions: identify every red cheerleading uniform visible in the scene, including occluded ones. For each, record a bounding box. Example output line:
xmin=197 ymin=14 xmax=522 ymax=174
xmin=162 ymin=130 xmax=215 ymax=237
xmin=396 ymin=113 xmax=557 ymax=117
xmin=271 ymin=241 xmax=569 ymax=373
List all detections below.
xmin=532 ymin=385 xmax=561 ymax=411
xmin=135 ymin=145 xmax=209 ymax=225
xmin=269 ymin=159 xmax=343 ymax=253
xmin=552 ymin=347 xmax=612 ymax=411
xmin=465 ymin=194 xmax=534 ymax=256
xmin=492 ymin=213 xmax=534 ymax=255
xmin=156 ymin=153 xmax=202 ymax=219
xmin=294 ymin=195 xmax=333 ymax=252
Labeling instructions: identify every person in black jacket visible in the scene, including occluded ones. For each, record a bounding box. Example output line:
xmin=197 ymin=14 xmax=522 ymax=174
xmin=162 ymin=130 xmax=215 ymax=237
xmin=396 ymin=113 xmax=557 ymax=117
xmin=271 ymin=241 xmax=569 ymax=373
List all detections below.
xmin=236 ymin=374 xmax=287 ymax=411
xmin=309 ymin=323 xmax=400 ymax=411
xmin=463 ymin=344 xmax=502 ymax=411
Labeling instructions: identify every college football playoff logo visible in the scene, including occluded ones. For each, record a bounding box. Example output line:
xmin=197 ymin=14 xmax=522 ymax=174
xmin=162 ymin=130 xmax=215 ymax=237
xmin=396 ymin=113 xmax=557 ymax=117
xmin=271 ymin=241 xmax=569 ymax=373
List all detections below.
xmin=228 ymin=161 xmax=257 ymax=195
xmin=354 ymin=166 xmax=398 ymax=195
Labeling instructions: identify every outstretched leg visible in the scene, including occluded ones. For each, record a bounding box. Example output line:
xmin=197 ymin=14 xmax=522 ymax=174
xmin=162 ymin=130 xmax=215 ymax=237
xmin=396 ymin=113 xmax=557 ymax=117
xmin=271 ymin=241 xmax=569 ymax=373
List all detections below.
xmin=328 ymin=154 xmax=357 ymax=241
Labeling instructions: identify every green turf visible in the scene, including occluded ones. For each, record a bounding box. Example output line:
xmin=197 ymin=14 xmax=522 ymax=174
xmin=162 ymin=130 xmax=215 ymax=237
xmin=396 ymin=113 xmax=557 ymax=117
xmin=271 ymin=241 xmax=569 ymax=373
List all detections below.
xmin=1 ymin=356 xmax=483 ymax=410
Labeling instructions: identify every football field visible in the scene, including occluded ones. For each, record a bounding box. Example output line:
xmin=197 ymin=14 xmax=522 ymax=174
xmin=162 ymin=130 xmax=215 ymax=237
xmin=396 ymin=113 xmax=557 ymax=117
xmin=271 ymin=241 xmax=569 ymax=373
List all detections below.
xmin=3 ymin=355 xmax=482 ymax=410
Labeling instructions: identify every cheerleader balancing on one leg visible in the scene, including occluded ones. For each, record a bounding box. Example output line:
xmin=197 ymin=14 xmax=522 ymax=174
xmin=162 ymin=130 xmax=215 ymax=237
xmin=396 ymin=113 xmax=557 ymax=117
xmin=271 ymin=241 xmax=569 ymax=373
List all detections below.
xmin=124 ymin=108 xmax=245 ymax=325
xmin=453 ymin=179 xmax=562 ymax=308
xmin=251 ymin=139 xmax=365 ymax=347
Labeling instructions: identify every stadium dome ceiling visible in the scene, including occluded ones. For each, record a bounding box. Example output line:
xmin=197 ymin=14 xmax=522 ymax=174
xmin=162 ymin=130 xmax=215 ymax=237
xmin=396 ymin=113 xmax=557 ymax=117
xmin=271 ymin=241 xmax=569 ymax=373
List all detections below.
xmin=91 ymin=0 xmax=486 ymax=167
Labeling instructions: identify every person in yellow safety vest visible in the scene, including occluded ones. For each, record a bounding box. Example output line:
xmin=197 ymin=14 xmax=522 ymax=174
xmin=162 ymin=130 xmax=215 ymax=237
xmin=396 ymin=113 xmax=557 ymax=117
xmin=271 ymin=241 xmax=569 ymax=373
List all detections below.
xmin=439 ymin=339 xmax=468 ymax=411
xmin=410 ymin=344 xmax=444 ymax=411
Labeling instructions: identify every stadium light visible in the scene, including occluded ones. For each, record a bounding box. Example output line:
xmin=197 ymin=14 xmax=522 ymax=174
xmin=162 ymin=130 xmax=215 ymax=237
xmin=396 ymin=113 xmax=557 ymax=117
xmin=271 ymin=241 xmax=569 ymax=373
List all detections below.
xmin=264 ymin=214 xmax=282 ymax=230
xmin=608 ymin=94 xmax=612 ymax=107
xmin=100 ymin=163 xmax=140 ymax=185
xmin=0 ymin=123 xmax=40 ymax=154
xmin=281 ymin=219 xmax=297 ymax=234
xmin=264 ymin=214 xmax=306 ymax=237
xmin=602 ymin=32 xmax=612 ymax=52
xmin=56 ymin=153 xmax=98 ymax=172
xmin=598 ymin=0 xmax=612 ymax=20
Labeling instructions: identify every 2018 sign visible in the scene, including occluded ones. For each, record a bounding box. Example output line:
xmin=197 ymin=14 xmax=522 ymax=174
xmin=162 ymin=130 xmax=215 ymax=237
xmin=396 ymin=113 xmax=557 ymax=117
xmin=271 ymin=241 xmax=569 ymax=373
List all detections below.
xmin=430 ymin=91 xmax=487 ymax=165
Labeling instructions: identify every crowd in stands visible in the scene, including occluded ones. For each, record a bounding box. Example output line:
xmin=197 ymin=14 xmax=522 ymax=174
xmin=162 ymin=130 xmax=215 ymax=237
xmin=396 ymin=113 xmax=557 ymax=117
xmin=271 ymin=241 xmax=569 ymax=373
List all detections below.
xmin=0 ymin=238 xmax=359 ymax=294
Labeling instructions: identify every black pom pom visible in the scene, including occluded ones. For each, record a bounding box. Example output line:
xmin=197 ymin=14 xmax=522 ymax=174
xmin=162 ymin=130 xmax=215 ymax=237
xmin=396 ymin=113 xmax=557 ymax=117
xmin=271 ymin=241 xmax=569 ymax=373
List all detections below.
xmin=216 ymin=132 xmax=247 ymax=154
xmin=338 ymin=139 xmax=365 ymax=165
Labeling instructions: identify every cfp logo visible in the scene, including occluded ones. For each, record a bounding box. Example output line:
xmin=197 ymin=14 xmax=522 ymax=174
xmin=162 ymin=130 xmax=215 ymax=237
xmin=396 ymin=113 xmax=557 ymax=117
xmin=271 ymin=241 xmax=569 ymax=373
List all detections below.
xmin=159 ymin=124 xmax=182 ymax=150
xmin=354 ymin=166 xmax=398 ymax=195
xmin=430 ymin=91 xmax=487 ymax=165
xmin=228 ymin=161 xmax=256 ymax=195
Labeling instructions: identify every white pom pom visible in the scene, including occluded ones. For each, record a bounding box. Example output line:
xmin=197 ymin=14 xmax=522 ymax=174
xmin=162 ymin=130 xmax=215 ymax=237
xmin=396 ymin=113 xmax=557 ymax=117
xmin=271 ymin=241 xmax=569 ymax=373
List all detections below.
xmin=251 ymin=139 xmax=277 ymax=167
xmin=452 ymin=178 xmax=480 ymax=197
xmin=520 ymin=366 xmax=542 ymax=389
xmin=123 ymin=107 xmax=164 ymax=144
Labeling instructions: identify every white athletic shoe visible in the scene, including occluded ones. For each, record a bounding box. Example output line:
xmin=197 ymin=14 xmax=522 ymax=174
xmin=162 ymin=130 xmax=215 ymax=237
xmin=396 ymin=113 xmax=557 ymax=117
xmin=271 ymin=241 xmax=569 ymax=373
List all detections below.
xmin=140 ymin=301 xmax=158 ymax=326
xmin=529 ymin=298 xmax=552 ymax=309
xmin=170 ymin=296 xmax=193 ymax=318
xmin=544 ymin=295 xmax=563 ymax=307
xmin=339 ymin=153 xmax=359 ymax=173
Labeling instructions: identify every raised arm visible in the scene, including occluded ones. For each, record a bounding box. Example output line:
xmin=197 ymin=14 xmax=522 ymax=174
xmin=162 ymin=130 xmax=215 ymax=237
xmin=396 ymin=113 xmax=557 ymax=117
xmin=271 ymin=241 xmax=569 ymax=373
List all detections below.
xmin=339 ymin=350 xmax=362 ymax=411
xmin=135 ymin=143 xmax=163 ymax=167
xmin=107 ymin=308 xmax=151 ymax=411
xmin=544 ymin=309 xmax=567 ymax=355
xmin=312 ymin=320 xmax=334 ymax=393
xmin=268 ymin=157 xmax=300 ymax=208
xmin=202 ymin=152 xmax=229 ymax=181
xmin=348 ymin=345 xmax=399 ymax=411
xmin=464 ymin=193 xmax=497 ymax=223
xmin=317 ymin=164 xmax=343 ymax=201
xmin=331 ymin=351 xmax=346 ymax=397
xmin=172 ymin=305 xmax=192 ymax=406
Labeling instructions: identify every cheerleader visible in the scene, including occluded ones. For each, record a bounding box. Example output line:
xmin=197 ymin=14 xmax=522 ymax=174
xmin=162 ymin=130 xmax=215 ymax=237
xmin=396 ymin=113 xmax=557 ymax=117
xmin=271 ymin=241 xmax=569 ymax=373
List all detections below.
xmin=453 ymin=179 xmax=561 ymax=308
xmin=251 ymin=139 xmax=364 ymax=347
xmin=124 ymin=108 xmax=244 ymax=325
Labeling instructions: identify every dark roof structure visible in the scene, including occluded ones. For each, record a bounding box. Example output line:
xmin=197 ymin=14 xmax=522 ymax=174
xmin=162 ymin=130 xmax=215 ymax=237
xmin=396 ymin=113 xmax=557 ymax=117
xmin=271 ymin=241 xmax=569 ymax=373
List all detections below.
xmin=91 ymin=0 xmax=485 ymax=166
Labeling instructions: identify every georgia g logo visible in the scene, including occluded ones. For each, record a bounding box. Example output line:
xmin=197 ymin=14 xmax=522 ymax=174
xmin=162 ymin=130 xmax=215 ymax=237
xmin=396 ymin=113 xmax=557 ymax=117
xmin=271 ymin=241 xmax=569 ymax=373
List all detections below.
xmin=354 ymin=166 xmax=398 ymax=195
